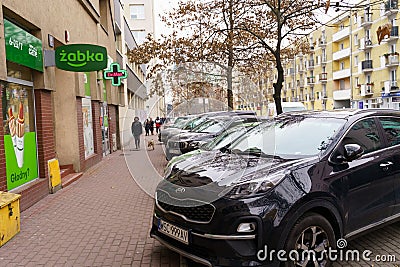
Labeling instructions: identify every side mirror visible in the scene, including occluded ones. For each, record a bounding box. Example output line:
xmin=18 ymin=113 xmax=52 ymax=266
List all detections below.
xmin=343 ymin=144 xmax=364 ymax=162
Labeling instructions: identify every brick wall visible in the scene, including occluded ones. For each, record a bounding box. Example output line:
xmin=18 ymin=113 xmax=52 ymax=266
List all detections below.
xmin=0 ymin=83 xmax=6 ymax=191
xmin=109 ymin=105 xmax=117 ymax=152
xmin=35 ymin=90 xmax=56 ymax=178
xmin=78 ymin=99 xmax=102 ymax=171
xmin=77 ymin=97 xmax=85 ymax=169
xmin=92 ymin=101 xmax=103 ymax=156
xmin=19 ymin=179 xmax=49 ymax=211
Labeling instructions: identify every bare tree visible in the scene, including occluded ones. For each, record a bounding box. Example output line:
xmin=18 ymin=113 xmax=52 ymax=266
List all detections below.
xmin=127 ymin=0 xmax=270 ymax=109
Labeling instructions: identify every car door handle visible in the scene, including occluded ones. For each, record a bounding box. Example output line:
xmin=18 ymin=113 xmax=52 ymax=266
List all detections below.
xmin=380 ymin=161 xmax=393 ymax=171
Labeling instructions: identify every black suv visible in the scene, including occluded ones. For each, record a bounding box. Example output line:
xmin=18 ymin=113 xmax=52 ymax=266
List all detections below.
xmin=166 ymin=115 xmax=259 ymax=160
xmin=150 ymin=109 xmax=400 ymax=266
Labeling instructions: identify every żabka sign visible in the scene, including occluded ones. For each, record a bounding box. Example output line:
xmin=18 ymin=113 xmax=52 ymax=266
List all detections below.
xmin=55 ymin=44 xmax=107 ymax=72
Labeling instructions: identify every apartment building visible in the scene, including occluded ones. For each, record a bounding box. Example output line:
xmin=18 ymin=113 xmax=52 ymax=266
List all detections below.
xmin=122 ymin=0 xmax=166 ymax=119
xmin=0 ymin=0 xmax=121 ymax=210
xmin=265 ymin=0 xmax=400 ymax=111
xmin=114 ymin=0 xmax=147 ymax=149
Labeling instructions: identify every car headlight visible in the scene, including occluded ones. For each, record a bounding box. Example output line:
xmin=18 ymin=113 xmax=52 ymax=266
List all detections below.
xmin=180 ymin=141 xmax=189 ymax=148
xmin=188 ymin=141 xmax=199 ymax=148
xmin=221 ymin=171 xmax=289 ymax=199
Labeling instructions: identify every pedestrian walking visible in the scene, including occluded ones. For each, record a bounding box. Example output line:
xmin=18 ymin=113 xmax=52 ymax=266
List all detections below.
xmin=155 ymin=117 xmax=161 ymax=134
xmin=149 ymin=118 xmax=155 ymax=135
xmin=144 ymin=119 xmax=150 ymax=136
xmin=131 ymin=117 xmax=143 ymax=149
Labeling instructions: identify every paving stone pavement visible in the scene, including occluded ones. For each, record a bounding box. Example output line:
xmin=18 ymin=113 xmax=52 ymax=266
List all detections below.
xmin=1 ymin=133 xmax=400 ymax=267
xmin=0 ymin=135 xmax=179 ymax=267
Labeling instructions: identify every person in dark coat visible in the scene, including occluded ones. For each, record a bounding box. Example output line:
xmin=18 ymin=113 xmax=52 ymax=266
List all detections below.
xmin=149 ymin=118 xmax=155 ymax=135
xmin=131 ymin=117 xmax=143 ymax=149
xmin=144 ymin=119 xmax=150 ymax=136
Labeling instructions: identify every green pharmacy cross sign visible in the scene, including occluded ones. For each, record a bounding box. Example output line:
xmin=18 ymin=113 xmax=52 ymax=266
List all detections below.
xmin=103 ymin=63 xmax=127 ymax=86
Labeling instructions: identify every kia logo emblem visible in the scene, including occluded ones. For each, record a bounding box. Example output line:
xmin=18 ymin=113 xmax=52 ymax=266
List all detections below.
xmin=176 ymin=187 xmax=186 ymax=193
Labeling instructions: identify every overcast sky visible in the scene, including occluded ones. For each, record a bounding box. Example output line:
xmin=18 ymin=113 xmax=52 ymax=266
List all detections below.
xmin=153 ymin=0 xmax=179 ymax=38
xmin=153 ymin=0 xmax=364 ymax=39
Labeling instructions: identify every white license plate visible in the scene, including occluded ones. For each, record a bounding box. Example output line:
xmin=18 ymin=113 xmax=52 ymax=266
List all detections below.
xmin=158 ymin=219 xmax=189 ymax=245
xmin=169 ymin=149 xmax=181 ymax=154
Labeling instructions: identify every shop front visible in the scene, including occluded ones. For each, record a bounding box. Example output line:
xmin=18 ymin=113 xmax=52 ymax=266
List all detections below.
xmin=1 ymin=18 xmax=42 ymax=192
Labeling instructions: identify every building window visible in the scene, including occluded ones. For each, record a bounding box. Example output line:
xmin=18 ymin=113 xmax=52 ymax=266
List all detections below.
xmin=99 ymin=0 xmax=108 ymax=29
xmin=340 ymin=61 xmax=345 ymax=70
xmin=354 ymin=55 xmax=358 ymax=66
xmin=354 ymin=34 xmax=359 ymax=45
xmin=365 ymin=29 xmax=370 ymax=38
xmin=365 ymin=51 xmax=371 ymax=60
xmin=366 ymin=75 xmax=371 ymax=83
xmin=130 ymin=4 xmax=145 ymax=19
xmin=340 ymin=43 xmax=344 ymax=50
xmin=132 ymin=30 xmax=146 ymax=45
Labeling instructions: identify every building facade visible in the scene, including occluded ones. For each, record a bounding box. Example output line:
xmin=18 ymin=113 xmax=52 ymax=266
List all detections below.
xmin=114 ymin=0 xmax=147 ymax=149
xmin=282 ymin=0 xmax=400 ymax=111
xmin=239 ymin=0 xmax=400 ymax=114
xmin=122 ymin=0 xmax=166 ymax=120
xmin=0 ymin=0 xmax=121 ymax=210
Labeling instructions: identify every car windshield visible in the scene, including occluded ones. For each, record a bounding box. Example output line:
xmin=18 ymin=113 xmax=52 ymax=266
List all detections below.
xmin=174 ymin=118 xmax=191 ymax=128
xmin=229 ymin=117 xmax=345 ymax=159
xmin=203 ymin=122 xmax=261 ymax=150
xmin=183 ymin=116 xmax=208 ymax=130
xmin=201 ymin=121 xmax=227 ymax=134
xmin=192 ymin=120 xmax=222 ymax=133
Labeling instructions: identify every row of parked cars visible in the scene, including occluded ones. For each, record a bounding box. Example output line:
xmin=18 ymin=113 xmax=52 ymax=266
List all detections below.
xmin=152 ymin=108 xmax=400 ymax=266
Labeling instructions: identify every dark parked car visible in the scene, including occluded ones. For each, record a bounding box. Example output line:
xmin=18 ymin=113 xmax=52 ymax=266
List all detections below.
xmin=160 ymin=111 xmax=257 ymax=145
xmin=151 ymin=109 xmax=400 ymax=266
xmin=166 ymin=121 xmax=264 ymax=169
xmin=165 ymin=115 xmax=259 ymax=160
xmin=159 ymin=115 xmax=197 ymax=143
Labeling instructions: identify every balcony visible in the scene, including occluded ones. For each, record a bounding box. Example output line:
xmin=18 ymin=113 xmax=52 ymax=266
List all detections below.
xmin=359 ymin=38 xmax=373 ymax=50
xmin=319 ymin=38 xmax=327 ymax=47
xmin=332 ymin=68 xmax=351 ymax=80
xmin=385 ymin=0 xmax=398 ymax=16
xmin=332 ymin=27 xmax=350 ymax=42
xmin=307 ymin=60 xmax=315 ymax=69
xmin=307 ymin=77 xmax=315 ymax=85
xmin=385 ymin=54 xmax=399 ymax=67
xmin=390 ymin=80 xmax=399 ymax=91
xmin=333 ymin=48 xmax=351 ymax=61
xmin=361 ymin=60 xmax=373 ymax=72
xmin=319 ymin=73 xmax=328 ymax=82
xmin=383 ymin=80 xmax=400 ymax=93
xmin=360 ymin=83 xmax=374 ymax=96
xmin=360 ymin=14 xmax=373 ymax=27
xmin=333 ymin=89 xmax=351 ymax=100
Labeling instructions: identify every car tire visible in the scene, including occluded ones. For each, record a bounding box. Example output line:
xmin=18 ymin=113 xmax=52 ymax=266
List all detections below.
xmin=282 ymin=212 xmax=336 ymax=267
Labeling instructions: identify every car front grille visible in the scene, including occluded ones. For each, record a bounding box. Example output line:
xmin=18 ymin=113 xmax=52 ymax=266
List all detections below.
xmin=156 ymin=190 xmax=215 ymax=223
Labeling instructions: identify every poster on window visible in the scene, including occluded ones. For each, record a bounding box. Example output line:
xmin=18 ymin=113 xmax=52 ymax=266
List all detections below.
xmin=1 ymin=82 xmax=39 ymax=190
xmin=82 ymin=97 xmax=94 ymax=158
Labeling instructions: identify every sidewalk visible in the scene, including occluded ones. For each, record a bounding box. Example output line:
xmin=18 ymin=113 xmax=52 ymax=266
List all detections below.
xmin=0 ymin=134 xmax=179 ymax=267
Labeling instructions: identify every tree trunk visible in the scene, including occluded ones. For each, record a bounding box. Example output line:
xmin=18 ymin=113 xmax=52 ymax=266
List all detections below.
xmin=273 ymin=59 xmax=284 ymax=115
xmin=227 ymin=67 xmax=233 ymax=110
xmin=227 ymin=0 xmax=234 ymax=110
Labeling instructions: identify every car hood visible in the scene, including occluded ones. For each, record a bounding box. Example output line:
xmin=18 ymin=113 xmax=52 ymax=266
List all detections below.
xmin=160 ymin=150 xmax=316 ymax=201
